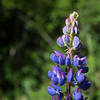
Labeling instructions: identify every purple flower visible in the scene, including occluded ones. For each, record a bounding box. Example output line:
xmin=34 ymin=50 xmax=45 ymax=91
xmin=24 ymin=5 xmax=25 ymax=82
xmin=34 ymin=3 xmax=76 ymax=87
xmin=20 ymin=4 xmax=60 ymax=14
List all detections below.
xmin=72 ymin=55 xmax=87 ymax=68
xmin=50 ymin=53 xmax=59 ymax=64
xmin=51 ymin=74 xmax=58 ymax=85
xmin=73 ymin=36 xmax=82 ymax=50
xmin=48 ymin=66 xmax=66 ymax=85
xmin=48 ymin=71 xmax=58 ymax=84
xmin=62 ymin=34 xmax=69 ymax=44
xmin=54 ymin=50 xmax=65 ymax=58
xmin=48 ymin=66 xmax=62 ymax=79
xmin=51 ymin=83 xmax=61 ymax=91
xmin=75 ymin=69 xmax=85 ymax=83
xmin=65 ymin=53 xmax=71 ymax=66
xmin=79 ymin=57 xmax=87 ymax=66
xmin=62 ymin=26 xmax=69 ymax=34
xmin=54 ymin=50 xmax=66 ymax=65
xmin=47 ymin=12 xmax=91 ymax=100
xmin=73 ymin=88 xmax=84 ymax=100
xmin=67 ymin=68 xmax=74 ymax=83
xmin=48 ymin=71 xmax=55 ymax=78
xmin=52 ymin=66 xmax=62 ymax=73
xmin=57 ymin=36 xmax=65 ymax=47
xmin=54 ymin=65 xmax=63 ymax=72
xmin=73 ymin=36 xmax=80 ymax=48
xmin=79 ymin=80 xmax=91 ymax=90
xmin=59 ymin=56 xmax=65 ymax=65
xmin=47 ymin=86 xmax=57 ymax=96
xmin=57 ymin=71 xmax=66 ymax=86
xmin=47 ymin=84 xmax=63 ymax=99
xmin=72 ymin=55 xmax=79 ymax=67
xmin=79 ymin=66 xmax=88 ymax=73
xmin=50 ymin=51 xmax=65 ymax=65
xmin=50 ymin=51 xmax=66 ymax=65
xmin=58 ymin=72 xmax=66 ymax=86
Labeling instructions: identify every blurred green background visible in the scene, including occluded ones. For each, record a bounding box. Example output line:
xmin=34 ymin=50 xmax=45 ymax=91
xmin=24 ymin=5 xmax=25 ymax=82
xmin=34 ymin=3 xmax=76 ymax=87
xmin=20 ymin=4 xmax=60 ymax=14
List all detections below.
xmin=0 ymin=0 xmax=100 ymax=100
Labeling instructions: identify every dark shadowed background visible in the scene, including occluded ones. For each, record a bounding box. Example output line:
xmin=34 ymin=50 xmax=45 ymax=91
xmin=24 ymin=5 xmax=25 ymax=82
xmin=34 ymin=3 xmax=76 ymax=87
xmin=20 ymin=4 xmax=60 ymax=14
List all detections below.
xmin=0 ymin=0 xmax=100 ymax=100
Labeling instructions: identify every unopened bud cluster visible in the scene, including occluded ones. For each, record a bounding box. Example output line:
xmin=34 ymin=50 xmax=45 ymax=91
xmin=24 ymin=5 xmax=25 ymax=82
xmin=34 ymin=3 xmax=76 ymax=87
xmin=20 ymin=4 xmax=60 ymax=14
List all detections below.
xmin=47 ymin=11 xmax=91 ymax=100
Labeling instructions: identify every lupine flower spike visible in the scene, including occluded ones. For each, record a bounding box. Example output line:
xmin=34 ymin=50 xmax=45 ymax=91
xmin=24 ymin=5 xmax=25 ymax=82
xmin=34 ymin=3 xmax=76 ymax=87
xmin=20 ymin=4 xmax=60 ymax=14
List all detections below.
xmin=47 ymin=11 xmax=91 ymax=100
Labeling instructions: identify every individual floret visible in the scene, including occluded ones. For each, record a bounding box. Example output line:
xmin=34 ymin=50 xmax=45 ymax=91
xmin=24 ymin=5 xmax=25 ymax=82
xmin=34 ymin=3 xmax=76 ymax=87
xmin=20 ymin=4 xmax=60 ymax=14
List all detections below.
xmin=72 ymin=55 xmax=87 ymax=68
xmin=75 ymin=69 xmax=85 ymax=83
xmin=47 ymin=84 xmax=63 ymax=100
xmin=50 ymin=50 xmax=66 ymax=65
xmin=73 ymin=88 xmax=84 ymax=100
xmin=48 ymin=66 xmax=66 ymax=86
xmin=73 ymin=36 xmax=82 ymax=51
xmin=67 ymin=68 xmax=74 ymax=83
xmin=79 ymin=80 xmax=91 ymax=90
xmin=65 ymin=53 xmax=71 ymax=66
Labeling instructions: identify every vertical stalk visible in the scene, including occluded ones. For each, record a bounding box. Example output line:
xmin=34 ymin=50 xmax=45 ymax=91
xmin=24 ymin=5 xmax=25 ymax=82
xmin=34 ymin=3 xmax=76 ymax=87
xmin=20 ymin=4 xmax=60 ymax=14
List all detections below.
xmin=66 ymin=47 xmax=73 ymax=100
xmin=66 ymin=81 xmax=71 ymax=100
xmin=66 ymin=12 xmax=78 ymax=100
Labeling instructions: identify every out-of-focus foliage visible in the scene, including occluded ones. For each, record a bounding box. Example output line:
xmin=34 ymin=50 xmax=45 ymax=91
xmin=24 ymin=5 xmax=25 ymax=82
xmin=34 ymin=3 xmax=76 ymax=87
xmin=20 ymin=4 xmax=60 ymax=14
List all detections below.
xmin=0 ymin=0 xmax=100 ymax=100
